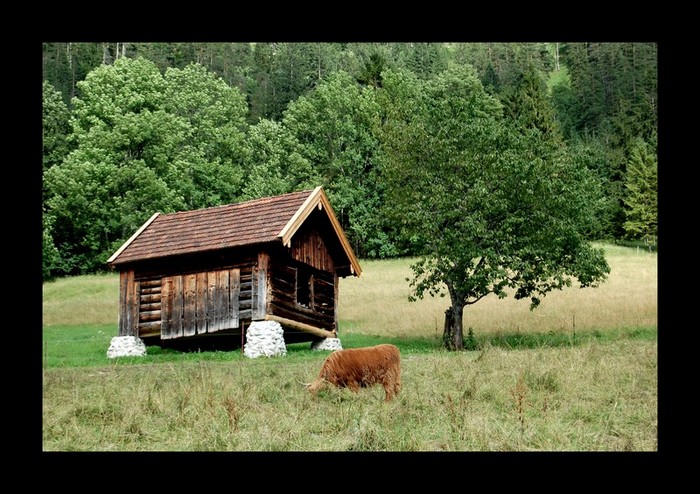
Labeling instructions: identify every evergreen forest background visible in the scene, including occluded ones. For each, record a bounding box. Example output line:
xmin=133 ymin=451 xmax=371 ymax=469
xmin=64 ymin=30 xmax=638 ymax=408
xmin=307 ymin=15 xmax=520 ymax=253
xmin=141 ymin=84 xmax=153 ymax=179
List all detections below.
xmin=42 ymin=42 xmax=658 ymax=280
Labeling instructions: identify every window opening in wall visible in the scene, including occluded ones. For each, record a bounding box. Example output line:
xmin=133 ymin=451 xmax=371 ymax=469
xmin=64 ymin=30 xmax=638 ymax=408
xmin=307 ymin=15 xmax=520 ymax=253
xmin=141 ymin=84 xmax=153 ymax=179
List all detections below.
xmin=296 ymin=265 xmax=314 ymax=309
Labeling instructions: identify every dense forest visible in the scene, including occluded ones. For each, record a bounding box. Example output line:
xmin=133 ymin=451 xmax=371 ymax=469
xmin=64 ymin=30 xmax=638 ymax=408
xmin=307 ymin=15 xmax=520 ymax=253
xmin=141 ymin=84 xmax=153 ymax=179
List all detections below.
xmin=42 ymin=42 xmax=657 ymax=280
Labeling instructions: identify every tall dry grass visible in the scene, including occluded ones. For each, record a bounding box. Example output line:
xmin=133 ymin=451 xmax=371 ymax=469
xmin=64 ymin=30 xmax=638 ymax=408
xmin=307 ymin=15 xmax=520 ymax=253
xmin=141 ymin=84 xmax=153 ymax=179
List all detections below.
xmin=42 ymin=243 xmax=656 ymax=338
xmin=338 ymin=244 xmax=657 ymax=338
xmin=42 ymin=243 xmax=657 ymax=451
xmin=42 ymin=338 xmax=657 ymax=451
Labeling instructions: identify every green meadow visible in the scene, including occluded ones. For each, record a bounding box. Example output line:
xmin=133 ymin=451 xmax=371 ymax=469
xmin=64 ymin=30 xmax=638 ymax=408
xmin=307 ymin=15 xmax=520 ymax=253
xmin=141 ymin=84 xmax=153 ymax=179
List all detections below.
xmin=42 ymin=243 xmax=657 ymax=451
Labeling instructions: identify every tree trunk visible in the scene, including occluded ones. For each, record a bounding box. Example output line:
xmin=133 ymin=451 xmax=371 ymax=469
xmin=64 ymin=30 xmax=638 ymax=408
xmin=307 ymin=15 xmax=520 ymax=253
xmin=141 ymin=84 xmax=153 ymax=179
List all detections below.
xmin=102 ymin=43 xmax=110 ymax=65
xmin=443 ymin=307 xmax=454 ymax=349
xmin=443 ymin=303 xmax=464 ymax=350
xmin=67 ymin=43 xmax=75 ymax=100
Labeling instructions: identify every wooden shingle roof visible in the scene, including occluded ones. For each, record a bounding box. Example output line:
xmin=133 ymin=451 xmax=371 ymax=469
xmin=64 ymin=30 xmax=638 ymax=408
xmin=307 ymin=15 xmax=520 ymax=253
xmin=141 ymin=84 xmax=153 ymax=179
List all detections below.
xmin=107 ymin=186 xmax=361 ymax=276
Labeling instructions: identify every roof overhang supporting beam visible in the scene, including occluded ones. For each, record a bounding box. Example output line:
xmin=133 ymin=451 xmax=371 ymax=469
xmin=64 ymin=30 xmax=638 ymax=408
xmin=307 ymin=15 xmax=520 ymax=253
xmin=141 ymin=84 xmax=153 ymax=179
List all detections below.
xmin=107 ymin=212 xmax=161 ymax=265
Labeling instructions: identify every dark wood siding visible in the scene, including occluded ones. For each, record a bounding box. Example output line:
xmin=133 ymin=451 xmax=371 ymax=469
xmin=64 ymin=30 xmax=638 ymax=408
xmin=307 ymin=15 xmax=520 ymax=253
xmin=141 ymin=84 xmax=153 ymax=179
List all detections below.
xmin=291 ymin=222 xmax=335 ymax=273
xmin=161 ymin=275 xmax=183 ymax=338
xmin=125 ymin=266 xmax=255 ymax=340
xmin=137 ymin=278 xmax=162 ymax=337
xmin=117 ymin=242 xmax=340 ymax=342
xmin=252 ymin=252 xmax=269 ymax=320
xmin=117 ymin=247 xmax=260 ymax=340
xmin=118 ymin=269 xmax=139 ymax=336
xmin=131 ymin=247 xmax=257 ymax=280
xmin=160 ymin=268 xmax=242 ymax=339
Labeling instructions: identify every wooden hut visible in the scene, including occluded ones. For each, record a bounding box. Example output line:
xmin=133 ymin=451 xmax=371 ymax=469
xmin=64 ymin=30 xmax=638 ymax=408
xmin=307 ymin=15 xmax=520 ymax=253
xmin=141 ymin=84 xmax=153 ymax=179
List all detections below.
xmin=106 ymin=187 xmax=361 ymax=350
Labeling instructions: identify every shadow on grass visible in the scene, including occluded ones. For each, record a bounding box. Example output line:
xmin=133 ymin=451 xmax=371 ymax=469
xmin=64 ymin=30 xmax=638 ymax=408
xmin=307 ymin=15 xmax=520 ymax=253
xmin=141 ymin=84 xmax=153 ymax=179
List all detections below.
xmin=485 ymin=326 xmax=656 ymax=350
xmin=300 ymin=326 xmax=658 ymax=354
xmin=43 ymin=325 xmax=656 ymax=369
xmin=148 ymin=326 xmax=657 ymax=358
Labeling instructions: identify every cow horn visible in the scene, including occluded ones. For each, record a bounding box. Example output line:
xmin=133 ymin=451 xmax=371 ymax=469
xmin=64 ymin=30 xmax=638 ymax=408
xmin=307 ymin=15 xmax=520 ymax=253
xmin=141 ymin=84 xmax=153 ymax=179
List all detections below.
xmin=297 ymin=380 xmax=311 ymax=387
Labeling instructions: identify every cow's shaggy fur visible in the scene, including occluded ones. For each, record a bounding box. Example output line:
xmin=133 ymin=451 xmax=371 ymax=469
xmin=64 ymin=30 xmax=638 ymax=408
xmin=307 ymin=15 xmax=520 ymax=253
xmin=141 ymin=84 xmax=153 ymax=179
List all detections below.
xmin=307 ymin=344 xmax=401 ymax=401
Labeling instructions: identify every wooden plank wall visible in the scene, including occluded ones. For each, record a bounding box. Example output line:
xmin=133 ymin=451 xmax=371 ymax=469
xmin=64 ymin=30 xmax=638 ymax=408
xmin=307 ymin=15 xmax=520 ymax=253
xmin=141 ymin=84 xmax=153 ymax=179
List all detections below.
xmin=128 ymin=264 xmax=252 ymax=340
xmin=119 ymin=240 xmax=342 ymax=341
xmin=183 ymin=274 xmax=197 ymax=337
xmin=160 ymin=268 xmax=242 ymax=339
xmin=291 ymin=227 xmax=335 ymax=273
xmin=333 ymin=272 xmax=339 ymax=333
xmin=132 ymin=250 xmax=256 ymax=280
xmin=118 ymin=269 xmax=139 ymax=336
xmin=137 ymin=278 xmax=162 ymax=337
xmin=252 ymin=252 xmax=268 ymax=320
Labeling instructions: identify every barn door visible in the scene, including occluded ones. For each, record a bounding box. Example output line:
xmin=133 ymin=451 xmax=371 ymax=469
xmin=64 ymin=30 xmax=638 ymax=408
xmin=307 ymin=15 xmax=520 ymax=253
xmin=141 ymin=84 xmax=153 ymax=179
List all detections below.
xmin=161 ymin=268 xmax=240 ymax=339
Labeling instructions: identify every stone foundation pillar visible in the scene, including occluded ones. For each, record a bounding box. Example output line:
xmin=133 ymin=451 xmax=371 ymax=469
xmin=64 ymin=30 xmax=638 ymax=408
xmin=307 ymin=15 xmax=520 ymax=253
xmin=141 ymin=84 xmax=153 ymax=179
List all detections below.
xmin=107 ymin=336 xmax=147 ymax=358
xmin=310 ymin=337 xmax=343 ymax=351
xmin=243 ymin=321 xmax=287 ymax=358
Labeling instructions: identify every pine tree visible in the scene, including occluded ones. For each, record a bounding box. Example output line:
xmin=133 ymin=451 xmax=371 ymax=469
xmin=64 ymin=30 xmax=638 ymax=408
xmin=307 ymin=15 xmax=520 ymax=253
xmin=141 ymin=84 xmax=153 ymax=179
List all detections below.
xmin=623 ymin=135 xmax=657 ymax=240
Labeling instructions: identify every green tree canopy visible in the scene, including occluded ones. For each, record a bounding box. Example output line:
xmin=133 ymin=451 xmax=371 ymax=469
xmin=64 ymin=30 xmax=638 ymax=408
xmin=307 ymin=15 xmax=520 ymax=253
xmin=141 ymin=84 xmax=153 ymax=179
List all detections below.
xmin=40 ymin=42 xmax=656 ymax=280
xmin=162 ymin=62 xmax=249 ymax=208
xmin=42 ymin=81 xmax=72 ymax=173
xmin=240 ymin=118 xmax=320 ymax=200
xmin=43 ymin=80 xmax=73 ymax=217
xmin=623 ymin=134 xmax=658 ymax=240
xmin=379 ymin=63 xmax=610 ymax=350
xmin=43 ymin=57 xmax=250 ymax=276
xmin=283 ymin=70 xmax=394 ymax=257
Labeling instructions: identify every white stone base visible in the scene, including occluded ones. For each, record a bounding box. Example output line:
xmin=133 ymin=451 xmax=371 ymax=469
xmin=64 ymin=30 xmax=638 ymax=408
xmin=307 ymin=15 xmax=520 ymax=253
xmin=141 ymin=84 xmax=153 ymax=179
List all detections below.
xmin=107 ymin=336 xmax=147 ymax=358
xmin=311 ymin=337 xmax=343 ymax=351
xmin=244 ymin=321 xmax=287 ymax=358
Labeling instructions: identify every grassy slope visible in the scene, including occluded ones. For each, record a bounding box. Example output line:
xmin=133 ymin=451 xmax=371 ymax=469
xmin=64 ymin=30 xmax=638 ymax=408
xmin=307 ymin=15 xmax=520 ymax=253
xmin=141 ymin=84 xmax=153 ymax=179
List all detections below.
xmin=42 ymin=243 xmax=657 ymax=367
xmin=41 ymin=244 xmax=658 ymax=451
xmin=339 ymin=243 xmax=657 ymax=337
xmin=43 ymin=243 xmax=657 ymax=333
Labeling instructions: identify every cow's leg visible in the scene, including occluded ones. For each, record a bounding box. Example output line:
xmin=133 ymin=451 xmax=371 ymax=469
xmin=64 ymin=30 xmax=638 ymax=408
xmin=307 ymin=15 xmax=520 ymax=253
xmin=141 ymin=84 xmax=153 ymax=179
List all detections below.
xmin=383 ymin=378 xmax=395 ymax=401
xmin=384 ymin=368 xmax=400 ymax=401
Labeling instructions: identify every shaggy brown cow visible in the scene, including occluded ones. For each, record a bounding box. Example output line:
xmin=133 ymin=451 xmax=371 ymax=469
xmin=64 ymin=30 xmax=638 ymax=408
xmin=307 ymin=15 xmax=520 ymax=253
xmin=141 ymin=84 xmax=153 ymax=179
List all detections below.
xmin=306 ymin=344 xmax=401 ymax=401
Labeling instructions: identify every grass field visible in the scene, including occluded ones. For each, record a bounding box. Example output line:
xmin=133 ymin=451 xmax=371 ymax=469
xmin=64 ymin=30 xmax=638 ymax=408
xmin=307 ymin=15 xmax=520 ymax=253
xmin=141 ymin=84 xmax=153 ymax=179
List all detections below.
xmin=42 ymin=243 xmax=658 ymax=451
xmin=338 ymin=243 xmax=657 ymax=338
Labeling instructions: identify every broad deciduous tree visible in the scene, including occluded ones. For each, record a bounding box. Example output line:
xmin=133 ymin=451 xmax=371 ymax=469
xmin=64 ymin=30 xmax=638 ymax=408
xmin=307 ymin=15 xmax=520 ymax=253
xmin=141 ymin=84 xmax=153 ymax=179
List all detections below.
xmin=43 ymin=57 xmax=250 ymax=276
xmin=379 ymin=64 xmax=610 ymax=350
xmin=162 ymin=62 xmax=248 ymax=208
xmin=45 ymin=57 xmax=182 ymax=274
xmin=40 ymin=42 xmax=656 ymax=279
xmin=240 ymin=118 xmax=320 ymax=200
xmin=283 ymin=70 xmax=395 ymax=257
xmin=42 ymin=81 xmax=72 ymax=173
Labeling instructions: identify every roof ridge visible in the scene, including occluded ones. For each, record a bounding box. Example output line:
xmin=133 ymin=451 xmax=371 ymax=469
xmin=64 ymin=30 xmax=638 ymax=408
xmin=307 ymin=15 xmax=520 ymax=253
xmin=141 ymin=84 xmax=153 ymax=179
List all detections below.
xmin=161 ymin=189 xmax=315 ymax=218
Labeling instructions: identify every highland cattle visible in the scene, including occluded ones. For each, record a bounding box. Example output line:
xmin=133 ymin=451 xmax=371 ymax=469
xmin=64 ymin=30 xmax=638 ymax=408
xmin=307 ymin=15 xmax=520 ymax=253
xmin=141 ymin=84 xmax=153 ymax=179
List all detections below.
xmin=306 ymin=344 xmax=401 ymax=401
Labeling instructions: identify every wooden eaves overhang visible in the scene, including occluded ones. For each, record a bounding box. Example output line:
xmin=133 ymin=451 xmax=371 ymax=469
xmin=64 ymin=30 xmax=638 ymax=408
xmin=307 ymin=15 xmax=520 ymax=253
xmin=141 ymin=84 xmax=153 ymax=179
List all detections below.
xmin=106 ymin=186 xmax=362 ymax=278
xmin=106 ymin=212 xmax=161 ymax=265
